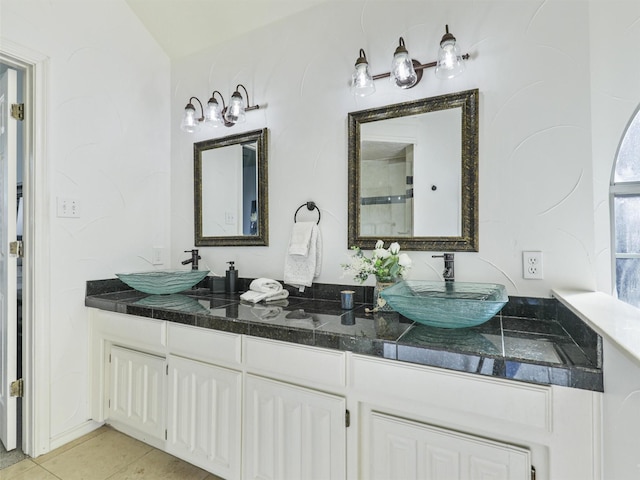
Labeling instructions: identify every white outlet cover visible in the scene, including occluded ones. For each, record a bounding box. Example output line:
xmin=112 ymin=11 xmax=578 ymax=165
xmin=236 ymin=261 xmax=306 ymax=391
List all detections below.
xmin=523 ymin=251 xmax=543 ymax=279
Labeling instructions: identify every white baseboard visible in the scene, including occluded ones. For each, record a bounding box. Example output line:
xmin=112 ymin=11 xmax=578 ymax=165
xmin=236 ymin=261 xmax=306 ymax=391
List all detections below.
xmin=46 ymin=420 xmax=104 ymax=454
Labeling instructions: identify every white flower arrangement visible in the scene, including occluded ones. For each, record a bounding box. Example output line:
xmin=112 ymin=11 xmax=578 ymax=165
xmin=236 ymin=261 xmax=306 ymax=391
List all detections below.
xmin=342 ymin=240 xmax=412 ymax=283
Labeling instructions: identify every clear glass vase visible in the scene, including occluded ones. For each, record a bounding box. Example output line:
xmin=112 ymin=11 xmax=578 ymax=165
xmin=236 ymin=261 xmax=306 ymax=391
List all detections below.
xmin=373 ymin=277 xmax=396 ymax=311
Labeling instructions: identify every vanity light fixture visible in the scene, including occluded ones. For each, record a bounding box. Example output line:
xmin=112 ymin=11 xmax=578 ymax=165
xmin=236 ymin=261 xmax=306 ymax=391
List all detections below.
xmin=180 ymin=84 xmax=261 ymax=132
xmin=351 ymin=25 xmax=469 ymax=97
xmin=351 ymin=49 xmax=376 ymax=97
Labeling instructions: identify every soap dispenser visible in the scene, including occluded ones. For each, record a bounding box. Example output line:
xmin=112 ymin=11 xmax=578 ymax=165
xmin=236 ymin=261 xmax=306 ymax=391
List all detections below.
xmin=225 ymin=261 xmax=238 ymax=293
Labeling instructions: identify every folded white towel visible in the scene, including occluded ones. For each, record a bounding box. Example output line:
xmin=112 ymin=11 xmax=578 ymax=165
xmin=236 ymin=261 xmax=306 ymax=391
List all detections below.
xmin=284 ymin=224 xmax=322 ymax=291
xmin=239 ymin=289 xmax=290 ymax=304
xmin=249 ymin=278 xmax=283 ymax=294
xmin=287 ymin=222 xmax=315 ymax=256
xmin=264 ymin=290 xmax=289 ymax=302
xmin=239 ymin=278 xmax=289 ymax=303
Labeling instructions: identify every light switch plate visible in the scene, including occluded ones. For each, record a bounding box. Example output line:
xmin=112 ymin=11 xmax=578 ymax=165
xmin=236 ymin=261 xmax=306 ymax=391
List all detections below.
xmin=57 ymin=197 xmax=80 ymax=218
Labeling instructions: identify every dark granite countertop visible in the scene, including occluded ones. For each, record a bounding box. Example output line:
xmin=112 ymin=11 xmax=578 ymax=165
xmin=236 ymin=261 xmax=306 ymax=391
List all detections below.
xmin=85 ymin=278 xmax=603 ymax=392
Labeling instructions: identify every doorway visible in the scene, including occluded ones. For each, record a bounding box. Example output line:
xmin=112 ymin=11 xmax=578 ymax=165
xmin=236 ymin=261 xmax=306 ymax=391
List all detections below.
xmin=0 ymin=61 xmax=26 ymax=468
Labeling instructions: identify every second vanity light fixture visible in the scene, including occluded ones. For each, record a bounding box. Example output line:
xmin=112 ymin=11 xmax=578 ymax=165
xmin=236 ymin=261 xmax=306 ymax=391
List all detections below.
xmin=351 ymin=25 xmax=469 ymax=97
xmin=181 ymin=84 xmax=261 ymax=133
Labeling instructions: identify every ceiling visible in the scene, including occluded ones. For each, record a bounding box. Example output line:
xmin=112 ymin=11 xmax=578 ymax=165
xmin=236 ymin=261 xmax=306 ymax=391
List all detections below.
xmin=124 ymin=0 xmax=329 ymax=59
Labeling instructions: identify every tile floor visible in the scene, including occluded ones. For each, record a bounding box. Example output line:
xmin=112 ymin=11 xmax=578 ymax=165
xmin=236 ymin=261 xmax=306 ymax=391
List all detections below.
xmin=1 ymin=426 xmax=225 ymax=480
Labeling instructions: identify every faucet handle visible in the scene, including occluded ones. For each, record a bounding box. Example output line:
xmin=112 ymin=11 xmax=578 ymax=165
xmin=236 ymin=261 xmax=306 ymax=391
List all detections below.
xmin=432 ymin=253 xmax=454 ymax=260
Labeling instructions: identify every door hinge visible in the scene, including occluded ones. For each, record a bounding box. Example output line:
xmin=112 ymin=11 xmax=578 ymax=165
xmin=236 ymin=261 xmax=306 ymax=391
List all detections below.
xmin=165 ymin=429 xmax=167 ymax=440
xmin=9 ymin=241 xmax=23 ymax=258
xmin=10 ymin=378 xmax=24 ymax=397
xmin=531 ymin=466 xmax=536 ymax=480
xmin=166 ymin=365 xmax=169 ymax=375
xmin=345 ymin=409 xmax=350 ymax=428
xmin=11 ymin=103 xmax=24 ymax=121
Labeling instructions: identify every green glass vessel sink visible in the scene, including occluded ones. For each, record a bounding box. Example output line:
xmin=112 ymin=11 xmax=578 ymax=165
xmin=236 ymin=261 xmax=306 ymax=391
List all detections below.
xmin=380 ymin=280 xmax=508 ymax=329
xmin=116 ymin=270 xmax=209 ymax=295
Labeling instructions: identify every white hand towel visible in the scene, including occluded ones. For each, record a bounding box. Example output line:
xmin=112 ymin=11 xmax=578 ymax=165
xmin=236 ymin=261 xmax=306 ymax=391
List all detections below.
xmin=284 ymin=224 xmax=322 ymax=291
xmin=287 ymin=222 xmax=315 ymax=256
xmin=240 ymin=290 xmax=270 ymax=303
xmin=239 ymin=289 xmax=290 ymax=304
xmin=249 ymin=278 xmax=283 ymax=294
xmin=239 ymin=278 xmax=288 ymax=303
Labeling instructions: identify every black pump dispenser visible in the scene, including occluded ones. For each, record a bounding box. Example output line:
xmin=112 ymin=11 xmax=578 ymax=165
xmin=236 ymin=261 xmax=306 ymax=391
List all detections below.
xmin=225 ymin=261 xmax=238 ymax=293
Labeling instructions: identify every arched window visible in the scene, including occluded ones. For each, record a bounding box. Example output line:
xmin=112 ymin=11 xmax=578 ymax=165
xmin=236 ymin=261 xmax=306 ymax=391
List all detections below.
xmin=611 ymin=106 xmax=640 ymax=309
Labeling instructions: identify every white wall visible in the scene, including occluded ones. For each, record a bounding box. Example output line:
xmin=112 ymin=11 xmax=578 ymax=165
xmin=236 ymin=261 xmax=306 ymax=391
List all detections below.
xmin=588 ymin=3 xmax=640 ymax=479
xmin=1 ymin=0 xmax=171 ymax=446
xmin=589 ymin=2 xmax=640 ymax=294
xmin=171 ymin=1 xmax=595 ymax=298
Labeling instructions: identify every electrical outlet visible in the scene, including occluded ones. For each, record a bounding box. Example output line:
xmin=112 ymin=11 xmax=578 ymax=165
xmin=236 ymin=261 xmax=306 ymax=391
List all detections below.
xmin=57 ymin=197 xmax=80 ymax=218
xmin=523 ymin=251 xmax=543 ymax=279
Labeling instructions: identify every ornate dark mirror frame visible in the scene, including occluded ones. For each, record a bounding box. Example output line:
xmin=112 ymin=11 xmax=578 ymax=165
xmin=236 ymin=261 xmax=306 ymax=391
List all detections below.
xmin=194 ymin=128 xmax=269 ymax=246
xmin=347 ymin=89 xmax=479 ymax=251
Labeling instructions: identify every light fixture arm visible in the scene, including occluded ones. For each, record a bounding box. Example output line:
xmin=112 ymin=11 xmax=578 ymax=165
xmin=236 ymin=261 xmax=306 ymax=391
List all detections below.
xmin=371 ymin=54 xmax=469 ymax=80
xmin=235 ymin=84 xmax=260 ymax=112
xmin=188 ymin=96 xmax=204 ymax=122
xmin=209 ymin=90 xmax=226 ymax=111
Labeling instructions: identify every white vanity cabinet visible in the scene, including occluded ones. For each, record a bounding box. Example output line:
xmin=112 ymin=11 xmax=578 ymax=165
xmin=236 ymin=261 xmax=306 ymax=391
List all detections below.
xmin=368 ymin=411 xmax=531 ymax=480
xmin=90 ymin=310 xmax=168 ymax=448
xmin=90 ymin=309 xmax=600 ymax=480
xmin=243 ymin=337 xmax=348 ymax=480
xmin=90 ymin=310 xmax=243 ymax=479
xmin=244 ymin=374 xmax=346 ymax=480
xmin=351 ymin=355 xmax=601 ymax=480
xmin=165 ymin=323 xmax=242 ymax=480
xmin=108 ymin=345 xmax=166 ymax=445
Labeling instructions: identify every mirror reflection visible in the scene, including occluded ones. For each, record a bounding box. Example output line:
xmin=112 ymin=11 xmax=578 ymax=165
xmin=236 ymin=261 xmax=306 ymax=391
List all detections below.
xmin=348 ymin=89 xmax=478 ymax=251
xmin=194 ymin=128 xmax=268 ymax=246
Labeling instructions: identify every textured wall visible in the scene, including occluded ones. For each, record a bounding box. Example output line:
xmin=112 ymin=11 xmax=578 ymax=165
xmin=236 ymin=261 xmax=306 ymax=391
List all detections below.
xmin=589 ymin=2 xmax=640 ymax=293
xmin=171 ymin=1 xmax=595 ymax=298
xmin=1 ymin=0 xmax=171 ymax=441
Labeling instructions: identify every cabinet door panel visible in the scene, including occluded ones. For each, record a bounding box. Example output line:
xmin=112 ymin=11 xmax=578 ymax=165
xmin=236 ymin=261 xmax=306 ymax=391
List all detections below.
xmin=109 ymin=345 xmax=165 ymax=441
xmin=370 ymin=412 xmax=530 ymax=480
xmin=166 ymin=354 xmax=241 ymax=480
xmin=244 ymin=374 xmax=346 ymax=480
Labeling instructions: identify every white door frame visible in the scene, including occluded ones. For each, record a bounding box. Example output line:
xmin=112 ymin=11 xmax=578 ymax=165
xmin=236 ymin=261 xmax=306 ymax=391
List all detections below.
xmin=0 ymin=38 xmax=51 ymax=458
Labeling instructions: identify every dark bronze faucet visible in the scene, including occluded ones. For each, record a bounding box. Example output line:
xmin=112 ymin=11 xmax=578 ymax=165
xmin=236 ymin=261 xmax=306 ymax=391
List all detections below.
xmin=433 ymin=253 xmax=455 ymax=282
xmin=181 ymin=249 xmax=201 ymax=270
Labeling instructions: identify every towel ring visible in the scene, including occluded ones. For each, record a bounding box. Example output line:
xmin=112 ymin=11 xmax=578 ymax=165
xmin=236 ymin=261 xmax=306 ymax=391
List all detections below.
xmin=294 ymin=201 xmax=321 ymax=225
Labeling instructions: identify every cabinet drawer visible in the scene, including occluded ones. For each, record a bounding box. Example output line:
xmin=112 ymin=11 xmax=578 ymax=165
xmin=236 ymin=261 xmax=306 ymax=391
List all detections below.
xmin=351 ymin=355 xmax=551 ymax=432
xmin=91 ymin=310 xmax=166 ymax=353
xmin=168 ymin=323 xmax=242 ymax=367
xmin=245 ymin=337 xmax=346 ymax=390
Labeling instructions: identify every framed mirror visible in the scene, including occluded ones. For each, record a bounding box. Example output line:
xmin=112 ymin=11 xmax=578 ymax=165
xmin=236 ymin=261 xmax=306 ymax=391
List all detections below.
xmin=194 ymin=128 xmax=268 ymax=246
xmin=348 ymin=89 xmax=478 ymax=251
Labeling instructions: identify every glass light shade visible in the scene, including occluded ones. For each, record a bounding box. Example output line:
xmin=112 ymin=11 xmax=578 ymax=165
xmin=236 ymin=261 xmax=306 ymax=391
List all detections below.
xmin=204 ymin=99 xmax=224 ymax=126
xmin=180 ymin=105 xmax=201 ymax=133
xmin=351 ymin=62 xmax=376 ymax=97
xmin=224 ymin=92 xmax=246 ymax=124
xmin=435 ymin=37 xmax=465 ymax=79
xmin=390 ymin=49 xmax=417 ymax=89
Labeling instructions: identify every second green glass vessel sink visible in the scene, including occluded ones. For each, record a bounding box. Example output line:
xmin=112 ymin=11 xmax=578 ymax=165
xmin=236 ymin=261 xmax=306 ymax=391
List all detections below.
xmin=116 ymin=270 xmax=209 ymax=295
xmin=380 ymin=280 xmax=508 ymax=328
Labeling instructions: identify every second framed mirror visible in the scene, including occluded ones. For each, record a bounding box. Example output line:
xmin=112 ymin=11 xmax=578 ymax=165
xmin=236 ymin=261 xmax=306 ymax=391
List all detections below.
xmin=348 ymin=89 xmax=479 ymax=251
